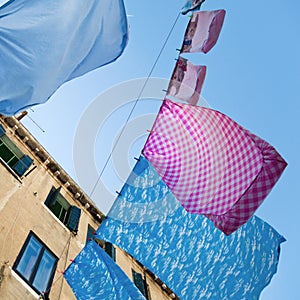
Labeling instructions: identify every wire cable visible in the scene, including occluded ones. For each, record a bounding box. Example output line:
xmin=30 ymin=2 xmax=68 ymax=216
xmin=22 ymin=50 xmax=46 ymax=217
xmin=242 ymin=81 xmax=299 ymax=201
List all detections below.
xmin=89 ymin=12 xmax=181 ymax=198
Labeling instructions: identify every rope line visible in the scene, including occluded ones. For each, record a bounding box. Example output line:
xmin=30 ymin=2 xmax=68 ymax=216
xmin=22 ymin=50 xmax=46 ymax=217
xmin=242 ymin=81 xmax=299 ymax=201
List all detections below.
xmin=89 ymin=12 xmax=181 ymax=198
xmin=41 ymin=234 xmax=72 ymax=297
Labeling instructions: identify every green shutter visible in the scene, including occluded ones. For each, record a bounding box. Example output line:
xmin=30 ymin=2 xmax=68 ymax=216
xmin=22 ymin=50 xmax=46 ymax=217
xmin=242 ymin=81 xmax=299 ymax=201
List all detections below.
xmin=12 ymin=155 xmax=33 ymax=176
xmin=0 ymin=124 xmax=5 ymax=137
xmin=0 ymin=135 xmax=24 ymax=158
xmin=66 ymin=206 xmax=81 ymax=232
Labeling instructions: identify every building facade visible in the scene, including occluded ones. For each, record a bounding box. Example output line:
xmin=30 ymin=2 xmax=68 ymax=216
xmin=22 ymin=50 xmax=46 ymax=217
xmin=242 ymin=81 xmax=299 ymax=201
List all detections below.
xmin=0 ymin=115 xmax=177 ymax=300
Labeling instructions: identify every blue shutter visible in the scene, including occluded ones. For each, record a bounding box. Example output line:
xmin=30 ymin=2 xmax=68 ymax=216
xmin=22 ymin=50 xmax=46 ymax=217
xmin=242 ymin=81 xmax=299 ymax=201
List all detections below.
xmin=12 ymin=155 xmax=33 ymax=177
xmin=45 ymin=186 xmax=61 ymax=207
xmin=66 ymin=206 xmax=81 ymax=232
xmin=0 ymin=124 xmax=5 ymax=137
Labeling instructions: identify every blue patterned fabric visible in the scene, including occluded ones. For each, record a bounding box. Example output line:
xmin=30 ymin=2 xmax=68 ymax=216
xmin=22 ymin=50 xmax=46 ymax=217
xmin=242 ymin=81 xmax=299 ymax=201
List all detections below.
xmin=64 ymin=240 xmax=145 ymax=300
xmin=0 ymin=0 xmax=128 ymax=115
xmin=96 ymin=156 xmax=285 ymax=300
xmin=181 ymin=0 xmax=205 ymax=15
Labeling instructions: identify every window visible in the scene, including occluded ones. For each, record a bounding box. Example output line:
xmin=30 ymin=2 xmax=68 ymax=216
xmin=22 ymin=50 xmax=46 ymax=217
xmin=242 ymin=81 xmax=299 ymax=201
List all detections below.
xmin=0 ymin=124 xmax=33 ymax=177
xmin=132 ymin=269 xmax=150 ymax=299
xmin=86 ymin=225 xmax=115 ymax=260
xmin=13 ymin=232 xmax=58 ymax=296
xmin=86 ymin=224 xmax=103 ymax=246
xmin=45 ymin=187 xmax=81 ymax=232
xmin=105 ymin=242 xmax=116 ymax=261
xmin=86 ymin=224 xmax=97 ymax=244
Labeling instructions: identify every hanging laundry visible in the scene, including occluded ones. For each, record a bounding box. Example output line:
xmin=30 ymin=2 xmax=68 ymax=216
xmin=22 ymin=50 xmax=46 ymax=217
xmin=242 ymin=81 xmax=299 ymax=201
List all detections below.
xmin=180 ymin=10 xmax=225 ymax=54
xmin=143 ymin=99 xmax=287 ymax=234
xmin=95 ymin=156 xmax=286 ymax=300
xmin=0 ymin=0 xmax=128 ymax=115
xmin=181 ymin=0 xmax=206 ymax=15
xmin=166 ymin=56 xmax=206 ymax=105
xmin=143 ymin=99 xmax=262 ymax=215
xmin=64 ymin=240 xmax=145 ymax=300
xmin=205 ymin=130 xmax=288 ymax=235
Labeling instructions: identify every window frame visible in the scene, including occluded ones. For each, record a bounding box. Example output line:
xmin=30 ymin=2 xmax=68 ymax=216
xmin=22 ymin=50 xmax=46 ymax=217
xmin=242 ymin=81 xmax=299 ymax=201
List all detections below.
xmin=86 ymin=225 xmax=115 ymax=260
xmin=45 ymin=186 xmax=81 ymax=232
xmin=0 ymin=128 xmax=33 ymax=177
xmin=132 ymin=269 xmax=150 ymax=300
xmin=12 ymin=231 xmax=58 ymax=296
xmin=0 ymin=136 xmax=20 ymax=167
xmin=86 ymin=224 xmax=105 ymax=247
xmin=105 ymin=242 xmax=116 ymax=261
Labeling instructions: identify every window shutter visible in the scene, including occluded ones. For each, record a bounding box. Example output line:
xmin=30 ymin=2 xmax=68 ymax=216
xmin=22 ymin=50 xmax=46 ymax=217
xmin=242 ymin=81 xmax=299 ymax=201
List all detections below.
xmin=12 ymin=155 xmax=33 ymax=177
xmin=66 ymin=206 xmax=81 ymax=232
xmin=45 ymin=186 xmax=61 ymax=207
xmin=132 ymin=270 xmax=146 ymax=296
xmin=105 ymin=242 xmax=116 ymax=261
xmin=0 ymin=124 xmax=5 ymax=137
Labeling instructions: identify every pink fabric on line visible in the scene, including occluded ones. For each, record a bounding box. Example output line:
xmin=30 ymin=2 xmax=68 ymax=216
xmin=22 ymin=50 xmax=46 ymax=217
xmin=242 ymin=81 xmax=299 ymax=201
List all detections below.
xmin=166 ymin=56 xmax=206 ymax=105
xmin=181 ymin=10 xmax=226 ymax=54
xmin=205 ymin=132 xmax=287 ymax=235
xmin=143 ymin=99 xmax=264 ymax=215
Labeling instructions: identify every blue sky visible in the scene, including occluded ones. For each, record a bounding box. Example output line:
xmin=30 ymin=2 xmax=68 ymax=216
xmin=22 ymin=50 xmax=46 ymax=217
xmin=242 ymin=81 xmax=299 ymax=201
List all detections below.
xmin=4 ymin=0 xmax=298 ymax=299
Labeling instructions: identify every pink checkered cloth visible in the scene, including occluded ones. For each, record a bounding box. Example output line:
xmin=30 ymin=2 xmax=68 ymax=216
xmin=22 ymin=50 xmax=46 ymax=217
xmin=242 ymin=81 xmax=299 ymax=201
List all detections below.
xmin=205 ymin=132 xmax=287 ymax=235
xmin=143 ymin=99 xmax=287 ymax=234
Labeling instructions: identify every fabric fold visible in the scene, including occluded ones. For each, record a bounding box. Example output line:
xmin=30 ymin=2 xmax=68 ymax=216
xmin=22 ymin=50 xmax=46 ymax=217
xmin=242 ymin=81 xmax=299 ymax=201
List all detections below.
xmin=96 ymin=156 xmax=286 ymax=300
xmin=166 ymin=56 xmax=206 ymax=105
xmin=205 ymin=131 xmax=288 ymax=235
xmin=143 ymin=100 xmax=287 ymax=233
xmin=181 ymin=0 xmax=206 ymax=15
xmin=180 ymin=10 xmax=226 ymax=54
xmin=0 ymin=0 xmax=128 ymax=115
xmin=64 ymin=240 xmax=145 ymax=300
